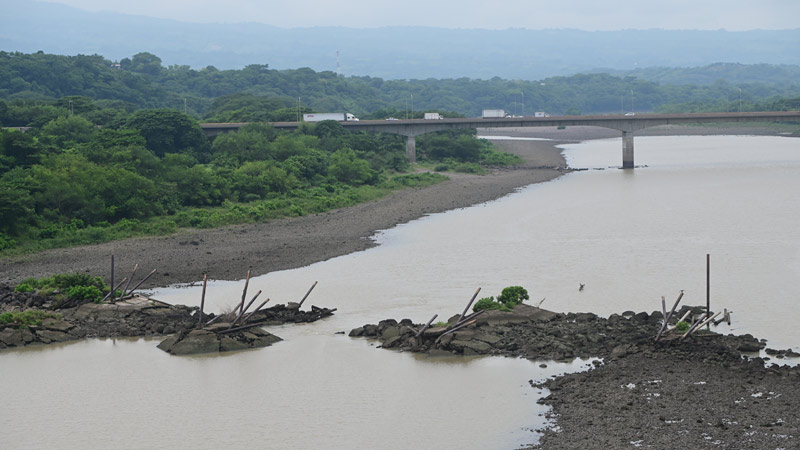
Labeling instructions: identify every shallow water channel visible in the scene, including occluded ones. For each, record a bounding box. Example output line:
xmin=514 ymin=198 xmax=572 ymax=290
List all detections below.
xmin=2 ymin=135 xmax=798 ymax=449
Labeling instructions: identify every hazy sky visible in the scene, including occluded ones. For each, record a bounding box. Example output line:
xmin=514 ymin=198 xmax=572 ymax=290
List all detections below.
xmin=36 ymin=0 xmax=800 ymax=30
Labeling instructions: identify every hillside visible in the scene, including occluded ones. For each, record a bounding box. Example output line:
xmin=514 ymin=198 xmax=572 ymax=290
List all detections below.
xmin=3 ymin=2 xmax=800 ymax=80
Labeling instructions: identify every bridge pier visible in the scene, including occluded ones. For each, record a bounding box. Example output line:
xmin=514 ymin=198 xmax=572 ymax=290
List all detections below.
xmin=622 ymin=130 xmax=634 ymax=169
xmin=406 ymin=135 xmax=417 ymax=163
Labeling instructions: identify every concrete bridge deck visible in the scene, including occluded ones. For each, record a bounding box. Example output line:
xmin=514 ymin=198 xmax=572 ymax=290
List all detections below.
xmin=201 ymin=111 xmax=800 ymax=168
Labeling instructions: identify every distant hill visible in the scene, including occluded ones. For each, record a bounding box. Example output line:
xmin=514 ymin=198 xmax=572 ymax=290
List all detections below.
xmin=3 ymin=1 xmax=800 ymax=81
xmin=589 ymin=63 xmax=800 ymax=86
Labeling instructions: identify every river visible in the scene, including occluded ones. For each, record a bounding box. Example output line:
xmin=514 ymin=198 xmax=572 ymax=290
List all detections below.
xmin=1 ymin=134 xmax=798 ymax=449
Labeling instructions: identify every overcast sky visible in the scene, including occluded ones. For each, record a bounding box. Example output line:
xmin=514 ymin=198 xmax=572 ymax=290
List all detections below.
xmin=36 ymin=0 xmax=800 ymax=30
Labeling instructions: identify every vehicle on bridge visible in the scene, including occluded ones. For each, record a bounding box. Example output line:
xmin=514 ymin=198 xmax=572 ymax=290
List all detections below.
xmin=424 ymin=112 xmax=444 ymax=120
xmin=302 ymin=112 xmax=359 ymax=122
xmin=482 ymin=109 xmax=508 ymax=119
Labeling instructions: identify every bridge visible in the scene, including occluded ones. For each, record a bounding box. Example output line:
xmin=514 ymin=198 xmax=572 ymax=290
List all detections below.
xmin=201 ymin=111 xmax=800 ymax=169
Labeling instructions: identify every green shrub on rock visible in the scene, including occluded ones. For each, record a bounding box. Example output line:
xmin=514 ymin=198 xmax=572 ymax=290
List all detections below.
xmin=0 ymin=310 xmax=60 ymax=327
xmin=496 ymin=286 xmax=529 ymax=307
xmin=65 ymin=285 xmax=104 ymax=303
xmin=675 ymin=321 xmax=690 ymax=333
xmin=473 ymin=296 xmax=511 ymax=312
xmin=472 ymin=286 xmax=531 ymax=312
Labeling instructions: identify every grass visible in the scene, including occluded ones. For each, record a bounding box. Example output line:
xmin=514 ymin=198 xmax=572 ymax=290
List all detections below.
xmin=0 ymin=310 xmax=61 ymax=327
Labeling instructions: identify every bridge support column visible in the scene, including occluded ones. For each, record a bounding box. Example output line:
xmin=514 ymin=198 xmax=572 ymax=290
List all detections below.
xmin=622 ymin=131 xmax=634 ymax=169
xmin=406 ymin=135 xmax=417 ymax=163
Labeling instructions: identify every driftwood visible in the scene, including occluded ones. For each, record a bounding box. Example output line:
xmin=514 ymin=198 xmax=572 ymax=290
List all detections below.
xmin=682 ymin=311 xmax=722 ymax=340
xmin=655 ymin=291 xmax=685 ymax=342
xmin=126 ymin=269 xmax=157 ymax=297
xmin=679 ymin=313 xmax=708 ymax=340
xmin=415 ymin=314 xmax=438 ymax=338
xmin=238 ymin=270 xmax=252 ymax=316
xmin=241 ymin=299 xmax=271 ymax=326
xmin=198 ymin=274 xmax=208 ymax=327
xmin=231 ymin=290 xmax=262 ymax=327
xmin=110 ymin=255 xmax=115 ymax=303
xmin=436 ymin=319 xmax=477 ymax=343
xmin=459 ymin=288 xmax=481 ymax=322
xmin=216 ymin=320 xmax=272 ymax=335
xmin=121 ymin=264 xmax=139 ymax=298
xmin=297 ymin=281 xmax=318 ymax=308
xmin=454 ymin=309 xmax=486 ymax=328
xmin=205 ymin=313 xmax=223 ymax=327
xmin=100 ymin=277 xmax=127 ymax=303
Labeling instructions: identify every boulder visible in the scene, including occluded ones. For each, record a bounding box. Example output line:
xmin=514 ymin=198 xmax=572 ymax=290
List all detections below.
xmin=160 ymin=330 xmax=220 ymax=355
xmin=157 ymin=326 xmax=282 ymax=355
xmin=34 ymin=329 xmax=71 ymax=343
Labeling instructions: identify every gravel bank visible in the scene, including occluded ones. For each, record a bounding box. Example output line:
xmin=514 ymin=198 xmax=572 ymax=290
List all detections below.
xmin=0 ymin=131 xmax=570 ymax=289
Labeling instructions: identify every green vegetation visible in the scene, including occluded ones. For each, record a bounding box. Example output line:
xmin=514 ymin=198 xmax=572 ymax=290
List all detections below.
xmin=1 ymin=51 xmax=798 ymax=254
xmin=2 ymin=51 xmax=800 ymax=119
xmin=674 ymin=321 xmax=691 ymax=333
xmin=473 ymin=286 xmax=530 ymax=312
xmin=0 ymin=103 xmax=507 ymax=254
xmin=15 ymin=273 xmax=109 ymax=304
xmin=0 ymin=310 xmax=61 ymax=327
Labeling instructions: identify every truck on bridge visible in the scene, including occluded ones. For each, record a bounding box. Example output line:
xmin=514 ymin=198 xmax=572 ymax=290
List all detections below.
xmin=303 ymin=113 xmax=359 ymax=122
xmin=424 ymin=112 xmax=444 ymax=120
xmin=482 ymin=109 xmax=508 ymax=119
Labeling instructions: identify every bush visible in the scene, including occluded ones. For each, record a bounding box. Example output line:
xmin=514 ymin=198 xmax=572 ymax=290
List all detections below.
xmin=473 ymin=286 xmax=530 ymax=312
xmin=0 ymin=233 xmax=17 ymax=251
xmin=496 ymin=286 xmax=529 ymax=307
xmin=473 ymin=296 xmax=511 ymax=312
xmin=66 ymin=285 xmax=104 ymax=303
xmin=13 ymin=283 xmax=35 ymax=293
xmin=0 ymin=310 xmax=60 ymax=327
xmin=674 ymin=321 xmax=690 ymax=333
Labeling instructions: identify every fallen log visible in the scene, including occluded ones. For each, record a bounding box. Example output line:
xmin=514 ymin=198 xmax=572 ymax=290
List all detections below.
xmin=415 ymin=314 xmax=438 ymax=338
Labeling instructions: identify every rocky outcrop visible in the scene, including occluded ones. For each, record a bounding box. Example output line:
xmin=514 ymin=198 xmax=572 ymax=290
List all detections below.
xmin=2 ymin=280 xmax=336 ymax=352
xmin=157 ymin=324 xmax=282 ymax=355
xmin=349 ymin=304 xmax=780 ymax=363
xmin=0 ymin=295 xmax=197 ymax=349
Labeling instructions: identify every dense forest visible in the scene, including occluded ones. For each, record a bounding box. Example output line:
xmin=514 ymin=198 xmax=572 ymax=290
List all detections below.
xmin=0 ymin=52 xmax=526 ymax=254
xmin=1 ymin=51 xmax=799 ymax=254
xmin=2 ymin=51 xmax=800 ymax=121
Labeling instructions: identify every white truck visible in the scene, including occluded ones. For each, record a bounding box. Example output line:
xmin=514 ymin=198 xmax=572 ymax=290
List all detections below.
xmin=302 ymin=113 xmax=359 ymax=122
xmin=424 ymin=112 xmax=444 ymax=120
xmin=534 ymin=111 xmax=549 ymax=118
xmin=482 ymin=109 xmax=507 ymax=119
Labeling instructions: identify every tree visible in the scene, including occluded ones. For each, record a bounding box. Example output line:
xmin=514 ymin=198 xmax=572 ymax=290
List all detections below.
xmin=123 ymin=109 xmax=210 ymax=159
xmin=328 ymin=147 xmax=376 ymax=185
xmin=1 ymin=128 xmax=45 ymax=167
xmin=129 ymin=52 xmax=163 ymax=76
xmin=40 ymin=115 xmax=97 ymax=148
xmin=210 ymin=123 xmax=275 ymax=163
xmin=0 ymin=172 xmax=34 ymax=234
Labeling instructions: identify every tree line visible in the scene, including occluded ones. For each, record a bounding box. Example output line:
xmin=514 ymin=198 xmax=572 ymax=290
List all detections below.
xmin=0 ymin=100 xmax=512 ymax=253
xmin=2 ymin=51 xmax=800 ymax=121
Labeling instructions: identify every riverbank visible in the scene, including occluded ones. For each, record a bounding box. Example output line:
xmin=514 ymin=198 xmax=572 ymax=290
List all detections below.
xmin=1 ymin=124 xmax=795 ymax=290
xmin=0 ymin=130 xmax=571 ymax=289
